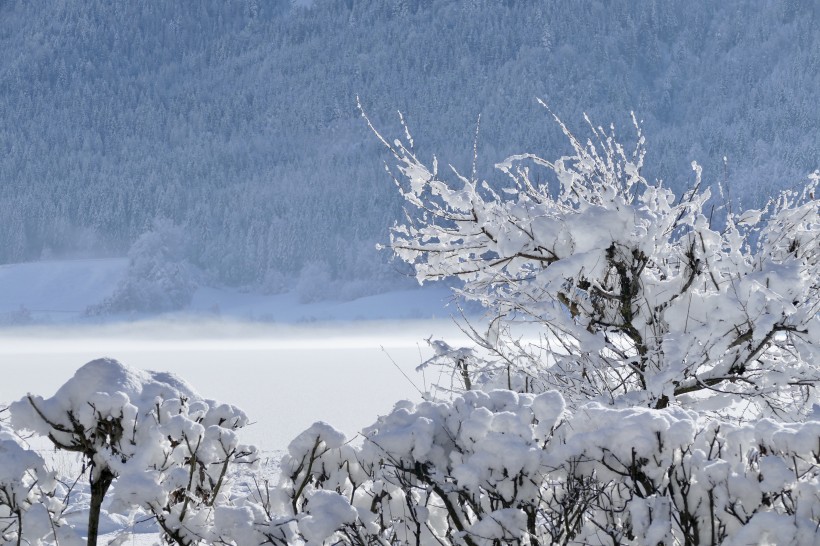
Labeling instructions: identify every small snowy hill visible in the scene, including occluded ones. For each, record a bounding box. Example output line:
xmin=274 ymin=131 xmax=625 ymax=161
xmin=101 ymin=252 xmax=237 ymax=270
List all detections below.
xmin=0 ymin=258 xmax=127 ymax=321
xmin=0 ymin=258 xmax=460 ymax=324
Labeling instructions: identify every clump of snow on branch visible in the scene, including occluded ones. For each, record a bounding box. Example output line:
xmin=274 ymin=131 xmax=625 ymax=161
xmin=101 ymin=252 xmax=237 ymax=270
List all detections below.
xmin=0 ymin=423 xmax=82 ymax=545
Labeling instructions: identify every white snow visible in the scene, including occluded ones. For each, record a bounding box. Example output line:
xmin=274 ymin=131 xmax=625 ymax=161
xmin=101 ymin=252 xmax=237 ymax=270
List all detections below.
xmin=0 ymin=258 xmax=127 ymax=319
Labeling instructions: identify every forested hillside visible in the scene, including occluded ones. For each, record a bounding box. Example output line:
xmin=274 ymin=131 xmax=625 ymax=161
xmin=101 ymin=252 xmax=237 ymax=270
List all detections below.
xmin=0 ymin=0 xmax=816 ymax=295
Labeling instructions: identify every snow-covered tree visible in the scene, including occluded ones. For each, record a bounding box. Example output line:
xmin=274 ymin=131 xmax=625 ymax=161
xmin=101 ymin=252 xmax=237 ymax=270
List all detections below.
xmin=89 ymin=219 xmax=196 ymax=314
xmin=370 ymin=107 xmax=820 ymax=421
xmin=9 ymin=359 xmax=256 ymax=546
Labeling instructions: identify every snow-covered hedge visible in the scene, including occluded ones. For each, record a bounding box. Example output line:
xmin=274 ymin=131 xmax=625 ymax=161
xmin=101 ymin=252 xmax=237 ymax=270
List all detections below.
xmin=3 ymin=358 xmax=819 ymax=545
xmin=254 ymin=390 xmax=820 ymax=546
xmin=3 ymin=115 xmax=818 ymax=544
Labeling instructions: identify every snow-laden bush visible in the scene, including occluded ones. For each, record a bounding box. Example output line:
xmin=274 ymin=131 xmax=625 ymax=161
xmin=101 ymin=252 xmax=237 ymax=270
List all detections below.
xmin=1 ymin=361 xmax=816 ymax=545
xmin=368 ymin=107 xmax=820 ymax=421
xmin=9 ymin=358 xmax=256 ymax=546
xmin=0 ymin=423 xmax=82 ymax=546
xmin=244 ymin=389 xmax=819 ymax=545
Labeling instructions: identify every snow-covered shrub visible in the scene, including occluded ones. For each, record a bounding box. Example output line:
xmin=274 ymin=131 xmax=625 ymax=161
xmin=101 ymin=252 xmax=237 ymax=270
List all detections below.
xmin=355 ymin=390 xmax=566 ymax=545
xmin=271 ymin=390 xmax=819 ymax=545
xmin=369 ymin=107 xmax=820 ymax=420
xmin=114 ymin=395 xmax=258 ymax=546
xmin=251 ymin=391 xmax=564 ymax=545
xmin=3 ymin=359 xmax=813 ymax=545
xmin=550 ymin=403 xmax=820 ymax=545
xmin=205 ymin=422 xmax=354 ymax=545
xmin=89 ymin=218 xmax=196 ymax=314
xmin=9 ymin=358 xmax=257 ymax=546
xmin=0 ymin=423 xmax=81 ymax=546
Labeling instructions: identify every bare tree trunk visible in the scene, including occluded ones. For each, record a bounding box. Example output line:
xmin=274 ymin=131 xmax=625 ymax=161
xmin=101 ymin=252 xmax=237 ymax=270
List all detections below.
xmin=87 ymin=468 xmax=115 ymax=546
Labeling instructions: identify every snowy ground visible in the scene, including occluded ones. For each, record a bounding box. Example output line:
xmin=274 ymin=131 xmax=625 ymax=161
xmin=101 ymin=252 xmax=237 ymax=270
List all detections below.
xmin=0 ymin=258 xmax=127 ymax=322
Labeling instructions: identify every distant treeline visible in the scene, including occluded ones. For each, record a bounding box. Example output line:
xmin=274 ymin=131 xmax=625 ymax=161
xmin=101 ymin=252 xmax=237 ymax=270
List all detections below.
xmin=0 ymin=0 xmax=816 ymax=291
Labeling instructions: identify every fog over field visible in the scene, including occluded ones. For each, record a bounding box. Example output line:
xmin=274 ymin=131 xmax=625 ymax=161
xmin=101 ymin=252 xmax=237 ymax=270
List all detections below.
xmin=0 ymin=319 xmax=472 ymax=450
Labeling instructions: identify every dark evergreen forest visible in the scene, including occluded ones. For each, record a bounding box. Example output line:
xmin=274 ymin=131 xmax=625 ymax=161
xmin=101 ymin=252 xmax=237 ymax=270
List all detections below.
xmin=0 ymin=0 xmax=816 ymax=295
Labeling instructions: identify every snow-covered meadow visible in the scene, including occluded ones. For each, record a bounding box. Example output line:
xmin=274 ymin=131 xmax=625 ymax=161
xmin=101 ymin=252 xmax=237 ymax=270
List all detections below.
xmin=0 ymin=318 xmax=470 ymax=451
xmin=0 ymin=257 xmax=473 ymax=451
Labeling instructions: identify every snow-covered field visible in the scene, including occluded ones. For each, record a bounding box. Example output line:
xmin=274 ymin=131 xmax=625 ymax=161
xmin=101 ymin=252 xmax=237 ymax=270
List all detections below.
xmin=0 ymin=258 xmax=127 ymax=321
xmin=0 ymin=255 xmax=481 ymax=444
xmin=0 ymin=256 xmax=477 ymax=451
xmin=0 ymin=319 xmax=472 ymax=451
xmin=0 ymin=258 xmax=475 ymax=450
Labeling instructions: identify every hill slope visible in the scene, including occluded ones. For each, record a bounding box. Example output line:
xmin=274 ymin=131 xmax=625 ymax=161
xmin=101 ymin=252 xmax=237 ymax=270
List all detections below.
xmin=0 ymin=0 xmax=816 ymax=293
